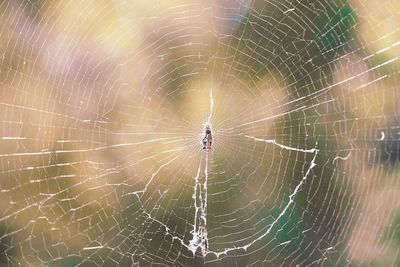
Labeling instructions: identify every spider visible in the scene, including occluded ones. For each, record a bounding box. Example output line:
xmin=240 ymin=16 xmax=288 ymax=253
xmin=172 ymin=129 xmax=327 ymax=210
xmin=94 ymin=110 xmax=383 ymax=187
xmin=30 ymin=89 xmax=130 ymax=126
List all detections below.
xmin=202 ymin=124 xmax=212 ymax=150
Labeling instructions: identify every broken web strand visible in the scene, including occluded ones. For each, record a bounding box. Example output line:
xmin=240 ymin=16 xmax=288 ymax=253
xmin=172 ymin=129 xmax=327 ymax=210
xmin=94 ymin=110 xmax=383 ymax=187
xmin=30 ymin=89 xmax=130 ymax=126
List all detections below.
xmin=208 ymin=140 xmax=319 ymax=258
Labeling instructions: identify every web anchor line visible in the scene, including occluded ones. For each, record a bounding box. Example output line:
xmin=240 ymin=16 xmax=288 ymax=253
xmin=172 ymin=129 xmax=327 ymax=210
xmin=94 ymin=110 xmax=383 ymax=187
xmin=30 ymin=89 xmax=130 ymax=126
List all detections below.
xmin=189 ymin=89 xmax=214 ymax=255
xmin=189 ymin=153 xmax=210 ymax=255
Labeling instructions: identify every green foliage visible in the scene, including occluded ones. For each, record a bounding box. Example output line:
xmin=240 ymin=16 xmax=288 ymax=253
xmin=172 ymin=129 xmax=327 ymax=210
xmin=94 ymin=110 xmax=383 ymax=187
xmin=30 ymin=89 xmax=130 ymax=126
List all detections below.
xmin=313 ymin=2 xmax=357 ymax=60
xmin=382 ymin=211 xmax=400 ymax=245
xmin=48 ymin=258 xmax=82 ymax=267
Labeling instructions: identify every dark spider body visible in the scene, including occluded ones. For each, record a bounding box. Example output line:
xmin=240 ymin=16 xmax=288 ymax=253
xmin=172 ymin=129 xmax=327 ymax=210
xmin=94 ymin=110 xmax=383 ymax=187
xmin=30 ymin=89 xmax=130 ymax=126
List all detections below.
xmin=202 ymin=125 xmax=212 ymax=150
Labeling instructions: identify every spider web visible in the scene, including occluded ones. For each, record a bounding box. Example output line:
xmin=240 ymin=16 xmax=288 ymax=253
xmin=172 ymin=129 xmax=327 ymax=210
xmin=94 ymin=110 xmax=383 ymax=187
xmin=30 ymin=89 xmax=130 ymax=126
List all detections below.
xmin=0 ymin=0 xmax=400 ymax=266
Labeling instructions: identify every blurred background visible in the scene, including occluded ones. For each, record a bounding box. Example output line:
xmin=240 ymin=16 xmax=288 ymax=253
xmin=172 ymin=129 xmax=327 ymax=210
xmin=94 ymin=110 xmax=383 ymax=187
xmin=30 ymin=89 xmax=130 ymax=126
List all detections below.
xmin=0 ymin=0 xmax=399 ymax=266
